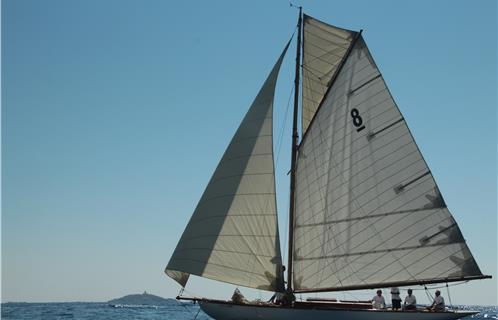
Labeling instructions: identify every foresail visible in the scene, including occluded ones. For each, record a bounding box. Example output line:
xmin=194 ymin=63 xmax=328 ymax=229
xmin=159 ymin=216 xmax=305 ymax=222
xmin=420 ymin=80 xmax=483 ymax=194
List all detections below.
xmin=302 ymin=14 xmax=356 ymax=135
xmin=165 ymin=41 xmax=291 ymax=292
xmin=293 ymin=34 xmax=483 ymax=292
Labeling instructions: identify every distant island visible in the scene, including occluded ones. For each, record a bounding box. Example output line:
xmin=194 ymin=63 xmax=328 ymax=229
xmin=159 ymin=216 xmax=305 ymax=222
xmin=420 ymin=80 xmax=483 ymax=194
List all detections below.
xmin=108 ymin=291 xmax=174 ymax=306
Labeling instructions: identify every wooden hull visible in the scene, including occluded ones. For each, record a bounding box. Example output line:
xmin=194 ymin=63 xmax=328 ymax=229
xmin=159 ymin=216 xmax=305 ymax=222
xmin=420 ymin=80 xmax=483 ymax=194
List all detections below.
xmin=199 ymin=300 xmax=477 ymax=320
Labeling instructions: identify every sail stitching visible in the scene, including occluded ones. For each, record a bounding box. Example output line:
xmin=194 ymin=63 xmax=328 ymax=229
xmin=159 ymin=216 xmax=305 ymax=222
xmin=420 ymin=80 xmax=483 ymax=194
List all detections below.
xmin=348 ymin=74 xmax=382 ymax=95
xmin=295 ymin=176 xmax=441 ymax=265
xmin=367 ymin=118 xmax=404 ymax=140
xmin=316 ymin=214 xmax=454 ymax=286
xmin=298 ymin=204 xmax=451 ymax=278
xmin=301 ymin=214 xmax=455 ymax=286
xmin=303 ymin=42 xmax=348 ymax=63
xmin=294 ymin=135 xmax=419 ymax=228
xmin=295 ymin=241 xmax=463 ymax=261
xmin=186 ymin=214 xmax=278 ymax=227
xmin=300 ymin=145 xmax=422 ymax=214
xmin=296 ymin=174 xmax=436 ymax=252
xmin=304 ymin=31 xmax=350 ymax=50
xmin=336 ymin=229 xmax=446 ymax=286
xmin=195 ymin=192 xmax=276 ymax=207
xmin=174 ymin=247 xmax=277 ymax=258
xmin=296 ymin=206 xmax=442 ymax=227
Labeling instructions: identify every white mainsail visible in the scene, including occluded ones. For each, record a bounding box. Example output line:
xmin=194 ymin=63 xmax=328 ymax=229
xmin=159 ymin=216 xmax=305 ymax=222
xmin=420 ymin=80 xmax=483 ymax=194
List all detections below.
xmin=293 ymin=23 xmax=483 ymax=292
xmin=301 ymin=14 xmax=355 ymax=135
xmin=165 ymin=41 xmax=291 ymax=292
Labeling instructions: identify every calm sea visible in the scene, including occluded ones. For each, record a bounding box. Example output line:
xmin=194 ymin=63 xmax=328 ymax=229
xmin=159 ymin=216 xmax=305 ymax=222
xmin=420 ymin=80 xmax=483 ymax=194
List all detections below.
xmin=1 ymin=301 xmax=497 ymax=320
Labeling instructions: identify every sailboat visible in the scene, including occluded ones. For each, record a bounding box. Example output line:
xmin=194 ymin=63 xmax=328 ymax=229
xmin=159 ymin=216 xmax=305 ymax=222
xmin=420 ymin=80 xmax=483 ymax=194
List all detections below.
xmin=165 ymin=9 xmax=491 ymax=320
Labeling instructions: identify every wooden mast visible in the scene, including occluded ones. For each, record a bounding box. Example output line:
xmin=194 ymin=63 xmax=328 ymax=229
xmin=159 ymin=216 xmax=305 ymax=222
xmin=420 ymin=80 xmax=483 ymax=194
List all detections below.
xmin=287 ymin=6 xmax=302 ymax=291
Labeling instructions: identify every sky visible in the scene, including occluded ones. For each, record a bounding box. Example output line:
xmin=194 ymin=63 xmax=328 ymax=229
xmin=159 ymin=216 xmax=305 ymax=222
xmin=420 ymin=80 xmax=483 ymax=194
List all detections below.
xmin=2 ymin=0 xmax=497 ymax=305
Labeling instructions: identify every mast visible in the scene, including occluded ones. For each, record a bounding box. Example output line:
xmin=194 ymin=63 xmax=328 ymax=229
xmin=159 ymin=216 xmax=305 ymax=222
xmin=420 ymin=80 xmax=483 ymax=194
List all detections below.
xmin=287 ymin=6 xmax=302 ymax=291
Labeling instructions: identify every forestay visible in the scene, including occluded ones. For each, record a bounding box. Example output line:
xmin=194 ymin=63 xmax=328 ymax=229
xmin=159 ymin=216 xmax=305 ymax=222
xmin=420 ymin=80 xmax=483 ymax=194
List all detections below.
xmin=301 ymin=14 xmax=356 ymax=135
xmin=165 ymin=41 xmax=291 ymax=292
xmin=293 ymin=29 xmax=483 ymax=292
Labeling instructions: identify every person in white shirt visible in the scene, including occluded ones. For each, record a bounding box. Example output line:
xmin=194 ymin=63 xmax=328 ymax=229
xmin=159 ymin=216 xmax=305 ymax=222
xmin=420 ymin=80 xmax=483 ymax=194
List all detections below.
xmin=403 ymin=289 xmax=417 ymax=311
xmin=371 ymin=290 xmax=386 ymax=309
xmin=429 ymin=290 xmax=445 ymax=312
xmin=391 ymin=287 xmax=401 ymax=310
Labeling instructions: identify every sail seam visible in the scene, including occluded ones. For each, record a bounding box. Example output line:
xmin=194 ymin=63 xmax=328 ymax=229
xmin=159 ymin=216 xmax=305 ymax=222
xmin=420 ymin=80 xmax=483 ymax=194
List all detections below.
xmin=298 ymin=116 xmax=410 ymax=179
xmin=186 ymin=214 xmax=278 ymax=227
xmin=295 ymin=181 xmax=443 ymax=257
xmin=297 ymin=212 xmax=453 ymax=279
xmin=298 ymin=144 xmax=420 ymax=210
xmin=349 ymin=74 xmax=382 ymax=95
xmin=296 ymin=217 xmax=456 ymax=282
xmin=305 ymin=47 xmax=348 ymax=67
xmin=301 ymin=111 xmax=404 ymax=166
xmin=297 ymin=214 xmax=455 ymax=284
xmin=302 ymin=63 xmax=340 ymax=82
xmin=230 ymin=134 xmax=272 ymax=144
xmin=367 ymin=118 xmax=404 ymax=140
xmin=181 ymin=234 xmax=277 ymax=242
xmin=411 ymin=245 xmax=462 ymax=278
xmin=296 ymin=179 xmax=444 ymax=268
xmin=294 ymin=165 xmax=428 ymax=238
xmin=196 ymin=193 xmax=276 ymax=207
xmin=171 ymin=258 xmax=273 ymax=276
xmin=174 ymin=247 xmax=277 ymax=258
xmin=296 ymin=206 xmax=442 ymax=227
xmin=295 ymin=242 xmax=463 ymax=261
xmin=295 ymin=137 xmax=420 ymax=227
xmin=303 ymin=42 xmax=348 ymax=63
xmin=304 ymin=31 xmax=350 ymax=49
xmin=220 ymin=153 xmax=272 ymax=163
xmin=333 ymin=228 xmax=446 ymax=285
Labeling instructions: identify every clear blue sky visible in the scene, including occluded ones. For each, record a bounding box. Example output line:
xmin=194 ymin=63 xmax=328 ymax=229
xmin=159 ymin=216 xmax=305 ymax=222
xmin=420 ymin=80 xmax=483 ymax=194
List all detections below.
xmin=2 ymin=0 xmax=496 ymax=305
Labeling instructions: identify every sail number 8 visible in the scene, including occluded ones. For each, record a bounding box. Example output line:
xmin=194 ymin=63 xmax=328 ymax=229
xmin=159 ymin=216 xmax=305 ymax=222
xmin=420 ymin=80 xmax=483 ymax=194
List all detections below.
xmin=350 ymin=108 xmax=366 ymax=132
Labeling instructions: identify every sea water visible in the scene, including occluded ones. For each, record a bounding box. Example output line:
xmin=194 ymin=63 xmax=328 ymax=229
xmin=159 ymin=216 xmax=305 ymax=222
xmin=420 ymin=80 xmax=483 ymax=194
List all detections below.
xmin=1 ymin=301 xmax=497 ymax=320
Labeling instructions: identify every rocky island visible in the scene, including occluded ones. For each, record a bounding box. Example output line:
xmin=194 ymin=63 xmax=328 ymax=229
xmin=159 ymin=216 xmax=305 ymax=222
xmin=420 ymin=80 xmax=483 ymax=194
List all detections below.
xmin=108 ymin=291 xmax=174 ymax=306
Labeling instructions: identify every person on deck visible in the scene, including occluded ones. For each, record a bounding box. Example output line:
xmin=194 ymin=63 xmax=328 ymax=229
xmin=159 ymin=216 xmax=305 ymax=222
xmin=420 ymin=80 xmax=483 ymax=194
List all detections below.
xmin=429 ymin=290 xmax=445 ymax=312
xmin=403 ymin=289 xmax=417 ymax=310
xmin=391 ymin=287 xmax=401 ymax=310
xmin=269 ymin=266 xmax=286 ymax=305
xmin=371 ymin=290 xmax=386 ymax=309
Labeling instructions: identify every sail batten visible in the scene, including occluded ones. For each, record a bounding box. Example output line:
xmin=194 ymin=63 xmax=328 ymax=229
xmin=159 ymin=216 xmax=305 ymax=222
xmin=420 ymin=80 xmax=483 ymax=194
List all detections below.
xmin=165 ymin=40 xmax=291 ymax=292
xmin=294 ymin=17 xmax=484 ymax=292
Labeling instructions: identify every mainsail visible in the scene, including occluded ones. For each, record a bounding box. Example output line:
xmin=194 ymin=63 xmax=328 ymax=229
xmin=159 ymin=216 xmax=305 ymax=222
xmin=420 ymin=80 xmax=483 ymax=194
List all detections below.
xmin=293 ymin=19 xmax=483 ymax=292
xmin=165 ymin=41 xmax=291 ymax=292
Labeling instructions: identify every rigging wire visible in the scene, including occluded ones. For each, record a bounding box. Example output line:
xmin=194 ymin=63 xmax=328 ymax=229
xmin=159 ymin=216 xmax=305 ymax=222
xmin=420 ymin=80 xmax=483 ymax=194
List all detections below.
xmin=275 ymin=86 xmax=294 ymax=166
xmin=192 ymin=307 xmax=201 ymax=320
xmin=177 ymin=287 xmax=185 ymax=298
xmin=424 ymin=285 xmax=433 ymax=303
xmin=446 ymin=283 xmax=453 ymax=308
xmin=274 ymin=80 xmax=295 ymax=268
xmin=410 ymin=280 xmax=469 ymax=290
